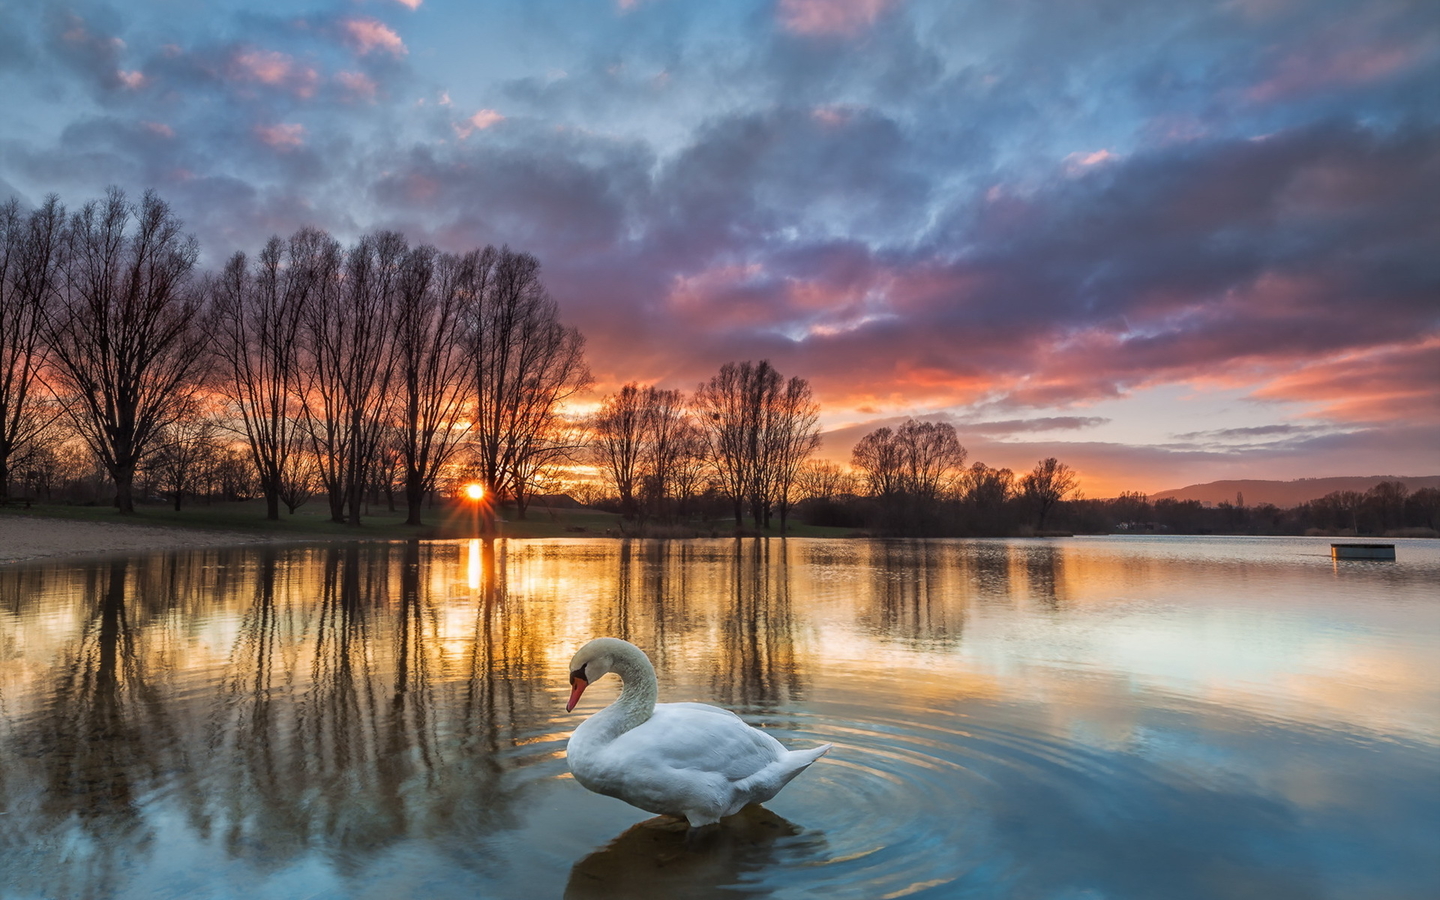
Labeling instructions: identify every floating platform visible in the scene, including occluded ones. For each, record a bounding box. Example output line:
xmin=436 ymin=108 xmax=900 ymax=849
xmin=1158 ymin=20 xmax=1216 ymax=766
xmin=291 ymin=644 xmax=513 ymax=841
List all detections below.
xmin=1331 ymin=543 xmax=1396 ymax=560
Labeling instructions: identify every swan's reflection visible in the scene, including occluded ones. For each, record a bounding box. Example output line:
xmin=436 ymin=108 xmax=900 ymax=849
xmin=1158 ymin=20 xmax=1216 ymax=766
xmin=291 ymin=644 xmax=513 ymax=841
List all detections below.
xmin=565 ymin=806 xmax=823 ymax=899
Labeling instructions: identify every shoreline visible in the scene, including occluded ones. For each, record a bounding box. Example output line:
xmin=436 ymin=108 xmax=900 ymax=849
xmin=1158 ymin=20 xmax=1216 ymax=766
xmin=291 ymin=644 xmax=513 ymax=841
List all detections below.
xmin=0 ymin=514 xmax=301 ymax=565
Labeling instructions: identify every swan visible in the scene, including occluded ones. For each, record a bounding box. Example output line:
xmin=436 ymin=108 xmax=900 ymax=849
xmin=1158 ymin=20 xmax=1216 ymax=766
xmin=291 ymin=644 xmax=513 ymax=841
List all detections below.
xmin=564 ymin=637 xmax=832 ymax=827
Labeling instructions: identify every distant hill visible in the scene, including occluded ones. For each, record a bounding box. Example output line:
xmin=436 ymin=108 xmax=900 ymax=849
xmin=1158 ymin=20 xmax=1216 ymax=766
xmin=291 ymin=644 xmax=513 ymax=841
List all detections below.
xmin=1151 ymin=476 xmax=1440 ymax=508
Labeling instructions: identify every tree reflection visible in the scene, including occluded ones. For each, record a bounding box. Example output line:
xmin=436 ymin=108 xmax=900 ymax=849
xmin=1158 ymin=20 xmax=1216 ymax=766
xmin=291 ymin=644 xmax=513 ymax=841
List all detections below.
xmin=1020 ymin=543 xmax=1066 ymax=610
xmin=15 ymin=559 xmax=184 ymax=899
xmin=712 ymin=539 xmax=802 ymax=709
xmin=863 ymin=541 xmax=965 ymax=648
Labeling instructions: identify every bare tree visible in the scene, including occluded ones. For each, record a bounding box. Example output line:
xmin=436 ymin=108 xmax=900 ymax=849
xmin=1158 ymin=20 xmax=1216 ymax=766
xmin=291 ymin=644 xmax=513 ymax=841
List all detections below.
xmin=851 ymin=419 xmax=966 ymax=502
xmin=1020 ymin=457 xmax=1078 ymax=530
xmin=795 ymin=459 xmax=855 ymax=502
xmin=300 ymin=231 xmax=404 ymax=525
xmin=639 ymin=386 xmax=689 ymax=520
xmin=960 ymin=461 xmax=1013 ymax=509
xmin=394 ymin=246 xmax=475 ymax=525
xmin=694 ymin=360 xmax=776 ymax=526
xmin=0 ymin=196 xmax=65 ymax=502
xmin=44 ymin=188 xmax=208 ymax=514
xmin=211 ymin=233 xmax=313 ymax=520
xmin=694 ymin=360 xmax=818 ymax=529
xmin=590 ymin=382 xmax=647 ymax=519
xmin=151 ymin=414 xmax=219 ymax=511
xmin=850 ymin=426 xmax=902 ymax=500
xmin=470 ymin=247 xmax=590 ymax=524
xmin=765 ymin=375 xmax=821 ymax=532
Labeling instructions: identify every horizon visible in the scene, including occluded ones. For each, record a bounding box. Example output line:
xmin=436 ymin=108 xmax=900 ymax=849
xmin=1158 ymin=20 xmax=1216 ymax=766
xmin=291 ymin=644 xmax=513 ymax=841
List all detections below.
xmin=3 ymin=0 xmax=1436 ymax=498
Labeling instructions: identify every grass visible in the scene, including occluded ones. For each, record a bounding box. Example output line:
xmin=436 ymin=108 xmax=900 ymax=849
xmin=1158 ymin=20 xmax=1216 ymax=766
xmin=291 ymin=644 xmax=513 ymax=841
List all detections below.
xmin=0 ymin=498 xmax=856 ymax=541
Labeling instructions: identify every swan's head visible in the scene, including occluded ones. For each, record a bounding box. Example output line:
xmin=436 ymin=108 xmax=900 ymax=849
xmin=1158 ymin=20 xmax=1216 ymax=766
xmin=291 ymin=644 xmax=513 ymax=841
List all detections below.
xmin=566 ymin=637 xmax=644 ymax=712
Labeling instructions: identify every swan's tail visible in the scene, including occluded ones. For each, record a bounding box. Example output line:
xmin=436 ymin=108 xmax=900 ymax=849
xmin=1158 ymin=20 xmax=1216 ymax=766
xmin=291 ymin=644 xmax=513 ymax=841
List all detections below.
xmin=771 ymin=742 xmax=832 ymax=788
xmin=792 ymin=742 xmax=833 ymax=767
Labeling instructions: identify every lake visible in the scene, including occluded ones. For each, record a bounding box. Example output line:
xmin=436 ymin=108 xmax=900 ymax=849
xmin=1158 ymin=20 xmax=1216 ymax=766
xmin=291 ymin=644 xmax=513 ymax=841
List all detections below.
xmin=1 ymin=535 xmax=1436 ymax=899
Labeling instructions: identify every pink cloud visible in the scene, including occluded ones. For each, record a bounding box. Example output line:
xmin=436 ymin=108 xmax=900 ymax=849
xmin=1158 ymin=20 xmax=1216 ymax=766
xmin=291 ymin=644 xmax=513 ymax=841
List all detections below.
xmin=117 ymin=70 xmax=146 ymax=90
xmin=336 ymin=70 xmax=378 ymax=101
xmin=778 ymin=0 xmax=903 ymax=37
xmin=254 ymin=123 xmax=306 ymax=151
xmin=342 ymin=18 xmax=407 ymax=56
xmin=1248 ymin=31 xmax=1437 ymax=103
xmin=392 ymin=0 xmax=423 ymax=8
xmin=143 ymin=121 xmax=175 ymax=138
xmin=453 ymin=108 xmax=505 ymax=139
xmin=228 ymin=49 xmax=319 ymax=97
xmin=1250 ymin=339 xmax=1440 ymax=423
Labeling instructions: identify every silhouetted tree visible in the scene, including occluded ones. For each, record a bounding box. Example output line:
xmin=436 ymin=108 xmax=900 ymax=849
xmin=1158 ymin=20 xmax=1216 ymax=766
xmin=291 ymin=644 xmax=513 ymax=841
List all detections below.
xmin=45 ymin=188 xmax=208 ymax=513
xmin=300 ymin=231 xmax=403 ymax=524
xmin=694 ymin=360 xmax=819 ymax=529
xmin=211 ymin=232 xmax=313 ymax=520
xmin=395 ymin=247 xmax=475 ymax=525
xmin=469 ymin=247 xmax=590 ymax=523
xmin=0 ymin=196 xmax=65 ymax=502
xmin=591 ymin=383 xmax=646 ymax=519
xmin=1020 ymin=457 xmax=1078 ymax=530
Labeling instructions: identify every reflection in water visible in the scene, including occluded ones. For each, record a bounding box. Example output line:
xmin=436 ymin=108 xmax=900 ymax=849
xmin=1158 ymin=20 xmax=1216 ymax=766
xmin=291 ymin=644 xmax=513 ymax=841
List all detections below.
xmin=0 ymin=536 xmax=1437 ymax=899
xmin=565 ymin=806 xmax=821 ymax=900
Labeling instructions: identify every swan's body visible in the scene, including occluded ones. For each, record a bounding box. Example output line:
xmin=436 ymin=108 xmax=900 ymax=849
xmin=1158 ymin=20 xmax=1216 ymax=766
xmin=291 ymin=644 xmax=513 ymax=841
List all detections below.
xmin=564 ymin=637 xmax=831 ymax=827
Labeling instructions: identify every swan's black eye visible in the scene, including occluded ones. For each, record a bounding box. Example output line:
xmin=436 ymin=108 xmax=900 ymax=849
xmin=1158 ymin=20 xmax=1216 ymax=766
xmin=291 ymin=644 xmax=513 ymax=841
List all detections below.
xmin=570 ymin=665 xmax=587 ymax=682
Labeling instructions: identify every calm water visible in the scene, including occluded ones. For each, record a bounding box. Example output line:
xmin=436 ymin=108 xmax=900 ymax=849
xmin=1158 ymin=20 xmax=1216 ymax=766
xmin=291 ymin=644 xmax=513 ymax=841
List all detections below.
xmin=0 ymin=536 xmax=1437 ymax=900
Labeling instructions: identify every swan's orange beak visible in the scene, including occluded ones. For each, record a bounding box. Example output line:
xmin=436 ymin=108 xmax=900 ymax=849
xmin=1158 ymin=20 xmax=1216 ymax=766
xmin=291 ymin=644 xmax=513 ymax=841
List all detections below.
xmin=566 ymin=675 xmax=588 ymax=712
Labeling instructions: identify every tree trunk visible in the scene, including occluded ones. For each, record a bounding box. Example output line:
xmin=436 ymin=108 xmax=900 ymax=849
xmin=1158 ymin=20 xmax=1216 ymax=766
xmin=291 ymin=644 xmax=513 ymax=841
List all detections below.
xmin=114 ymin=473 xmax=136 ymax=514
xmin=265 ymin=489 xmax=280 ymax=521
xmin=404 ymin=469 xmax=425 ymax=526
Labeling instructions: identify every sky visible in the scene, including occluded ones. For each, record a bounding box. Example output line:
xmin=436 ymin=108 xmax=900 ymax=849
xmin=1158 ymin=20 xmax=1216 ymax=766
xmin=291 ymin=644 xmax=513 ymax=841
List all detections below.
xmin=2 ymin=0 xmax=1437 ymax=497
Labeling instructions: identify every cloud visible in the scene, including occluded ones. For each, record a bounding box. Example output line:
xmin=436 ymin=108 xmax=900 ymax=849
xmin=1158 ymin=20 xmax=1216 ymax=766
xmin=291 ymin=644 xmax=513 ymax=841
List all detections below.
xmin=341 ymin=18 xmax=407 ymax=57
xmin=967 ymin=417 xmax=1112 ymax=435
xmin=226 ymin=48 xmax=319 ymax=97
xmin=777 ymin=0 xmax=904 ymax=37
xmin=453 ymin=109 xmax=504 ymax=138
xmin=254 ymin=122 xmax=305 ymax=151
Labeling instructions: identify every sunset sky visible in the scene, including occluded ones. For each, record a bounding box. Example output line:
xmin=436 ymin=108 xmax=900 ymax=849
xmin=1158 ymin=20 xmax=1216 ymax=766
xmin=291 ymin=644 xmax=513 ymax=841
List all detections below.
xmin=2 ymin=0 xmax=1436 ymax=496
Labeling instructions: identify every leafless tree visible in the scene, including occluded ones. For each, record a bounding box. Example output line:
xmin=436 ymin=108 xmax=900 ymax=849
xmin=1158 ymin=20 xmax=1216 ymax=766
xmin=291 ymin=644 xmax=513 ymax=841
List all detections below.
xmin=0 ymin=196 xmax=65 ymax=502
xmin=639 ymin=386 xmax=689 ymax=520
xmin=150 ymin=414 xmax=219 ymax=511
xmin=469 ymin=247 xmax=590 ymax=523
xmin=666 ymin=418 xmax=709 ymax=520
xmin=851 ymin=419 xmax=966 ymax=502
xmin=694 ymin=360 xmax=819 ymax=529
xmin=795 ymin=459 xmax=856 ymax=501
xmin=394 ymin=246 xmax=475 ymax=525
xmin=896 ymin=420 xmax=966 ymax=501
xmin=960 ymin=461 xmax=1013 ymax=509
xmin=44 ymin=188 xmax=208 ymax=513
xmin=211 ymin=232 xmax=314 ymax=520
xmin=1020 ymin=457 xmax=1079 ymax=530
xmin=851 ymin=426 xmax=902 ymax=499
xmin=764 ymin=375 xmax=821 ymax=532
xmin=300 ymin=231 xmax=404 ymax=525
xmin=591 ymin=382 xmax=646 ymax=519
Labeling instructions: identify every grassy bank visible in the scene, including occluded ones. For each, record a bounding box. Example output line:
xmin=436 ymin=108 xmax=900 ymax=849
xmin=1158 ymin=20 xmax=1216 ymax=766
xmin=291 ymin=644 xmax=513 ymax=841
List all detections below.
xmin=0 ymin=499 xmax=855 ymax=541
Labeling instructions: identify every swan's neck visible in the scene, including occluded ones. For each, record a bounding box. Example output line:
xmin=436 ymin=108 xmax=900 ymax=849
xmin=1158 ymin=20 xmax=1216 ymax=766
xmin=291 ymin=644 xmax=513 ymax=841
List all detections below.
xmin=604 ymin=649 xmax=657 ymax=734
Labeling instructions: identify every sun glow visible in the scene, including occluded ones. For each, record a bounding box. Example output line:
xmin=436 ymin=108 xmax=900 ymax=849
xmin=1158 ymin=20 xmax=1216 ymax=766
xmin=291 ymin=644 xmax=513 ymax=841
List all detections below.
xmin=464 ymin=483 xmax=485 ymax=501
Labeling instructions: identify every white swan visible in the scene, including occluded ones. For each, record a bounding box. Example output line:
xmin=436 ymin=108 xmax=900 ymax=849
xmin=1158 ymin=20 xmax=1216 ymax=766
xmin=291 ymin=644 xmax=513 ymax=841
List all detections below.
xmin=564 ymin=637 xmax=832 ymax=827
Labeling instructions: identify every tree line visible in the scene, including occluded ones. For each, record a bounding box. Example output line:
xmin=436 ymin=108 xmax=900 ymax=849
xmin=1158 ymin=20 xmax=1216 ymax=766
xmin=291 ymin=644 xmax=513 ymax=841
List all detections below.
xmin=8 ymin=187 xmax=1428 ymax=539
xmin=1 ymin=188 xmax=591 ymax=524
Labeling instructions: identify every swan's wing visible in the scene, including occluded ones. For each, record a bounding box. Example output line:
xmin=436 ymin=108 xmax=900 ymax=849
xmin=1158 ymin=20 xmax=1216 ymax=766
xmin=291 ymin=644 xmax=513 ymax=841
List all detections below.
xmin=610 ymin=702 xmax=786 ymax=783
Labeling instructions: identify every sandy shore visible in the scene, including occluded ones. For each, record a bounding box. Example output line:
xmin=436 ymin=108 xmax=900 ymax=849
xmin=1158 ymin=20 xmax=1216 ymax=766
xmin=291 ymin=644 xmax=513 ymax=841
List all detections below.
xmin=0 ymin=514 xmax=288 ymax=564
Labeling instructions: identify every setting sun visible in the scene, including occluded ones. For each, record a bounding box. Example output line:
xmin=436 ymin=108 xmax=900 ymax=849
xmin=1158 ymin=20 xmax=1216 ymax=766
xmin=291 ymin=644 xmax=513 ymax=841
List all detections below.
xmin=464 ymin=483 xmax=485 ymax=501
